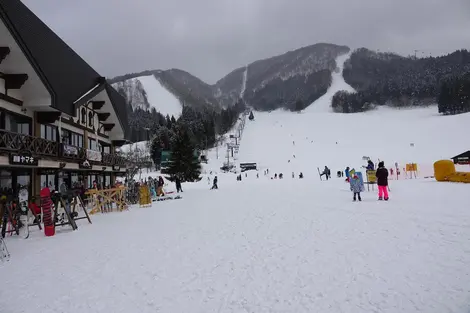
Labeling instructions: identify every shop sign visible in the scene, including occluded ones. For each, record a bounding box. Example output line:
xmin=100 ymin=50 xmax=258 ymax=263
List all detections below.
xmin=78 ymin=159 xmax=92 ymax=169
xmin=86 ymin=149 xmax=102 ymax=162
xmin=9 ymin=152 xmax=38 ymax=166
xmin=112 ymin=165 xmax=121 ymax=171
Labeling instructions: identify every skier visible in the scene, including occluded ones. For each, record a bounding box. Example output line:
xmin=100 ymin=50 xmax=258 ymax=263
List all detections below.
xmin=175 ymin=176 xmax=183 ymax=193
xmin=292 ymin=172 xmax=295 ymax=178
xmin=321 ymin=166 xmax=331 ymax=180
xmin=376 ymin=161 xmax=389 ymax=200
xmin=299 ymin=172 xmax=304 ymax=179
xmin=211 ymin=176 xmax=218 ymax=190
xmin=256 ymin=173 xmax=259 ymax=178
xmin=350 ymin=174 xmax=362 ymax=201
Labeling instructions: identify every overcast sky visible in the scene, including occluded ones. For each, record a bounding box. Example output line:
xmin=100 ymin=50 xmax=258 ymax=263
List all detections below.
xmin=24 ymin=0 xmax=470 ymax=84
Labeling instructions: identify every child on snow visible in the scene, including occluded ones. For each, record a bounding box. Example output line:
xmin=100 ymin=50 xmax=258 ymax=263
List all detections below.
xmin=350 ymin=174 xmax=363 ymax=201
xmin=376 ymin=161 xmax=389 ymax=200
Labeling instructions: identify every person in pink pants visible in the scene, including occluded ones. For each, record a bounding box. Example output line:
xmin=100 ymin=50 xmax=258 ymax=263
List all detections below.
xmin=375 ymin=161 xmax=389 ymax=200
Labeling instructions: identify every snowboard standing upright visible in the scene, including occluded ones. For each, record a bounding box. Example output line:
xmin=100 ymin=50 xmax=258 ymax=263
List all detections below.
xmin=17 ymin=188 xmax=30 ymax=239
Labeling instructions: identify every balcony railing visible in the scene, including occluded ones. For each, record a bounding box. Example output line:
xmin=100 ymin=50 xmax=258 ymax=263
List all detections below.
xmin=0 ymin=129 xmax=58 ymax=157
xmin=60 ymin=144 xmax=86 ymax=161
xmin=0 ymin=129 xmax=129 ymax=168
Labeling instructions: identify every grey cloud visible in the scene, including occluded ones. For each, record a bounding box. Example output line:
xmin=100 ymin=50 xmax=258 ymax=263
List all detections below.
xmin=24 ymin=0 xmax=470 ymax=83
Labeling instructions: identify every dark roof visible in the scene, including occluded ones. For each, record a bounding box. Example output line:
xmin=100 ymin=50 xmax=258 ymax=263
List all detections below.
xmin=0 ymin=0 xmax=104 ymax=116
xmin=105 ymin=83 xmax=130 ymax=140
xmin=451 ymin=151 xmax=470 ymax=164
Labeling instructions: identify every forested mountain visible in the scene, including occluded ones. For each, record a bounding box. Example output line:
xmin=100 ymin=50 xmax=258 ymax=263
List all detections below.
xmin=332 ymin=48 xmax=470 ymax=113
xmin=112 ymin=43 xmax=470 ymax=148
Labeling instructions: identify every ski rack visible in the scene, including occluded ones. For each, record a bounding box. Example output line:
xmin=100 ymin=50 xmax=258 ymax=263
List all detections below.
xmin=87 ymin=186 xmax=128 ymax=214
xmin=1 ymin=199 xmax=40 ymax=238
xmin=53 ymin=194 xmax=92 ymax=230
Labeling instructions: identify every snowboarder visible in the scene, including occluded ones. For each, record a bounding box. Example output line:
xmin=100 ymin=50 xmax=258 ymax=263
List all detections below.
xmin=175 ymin=176 xmax=183 ymax=193
xmin=299 ymin=172 xmax=304 ymax=179
xmin=376 ymin=162 xmax=389 ymax=200
xmin=350 ymin=174 xmax=362 ymax=201
xmin=211 ymin=176 xmax=218 ymax=190
xmin=274 ymin=173 xmax=278 ymax=179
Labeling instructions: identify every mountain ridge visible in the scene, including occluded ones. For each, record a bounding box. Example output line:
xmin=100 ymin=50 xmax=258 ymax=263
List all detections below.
xmin=110 ymin=42 xmax=470 ymax=115
xmin=110 ymin=43 xmax=349 ymax=111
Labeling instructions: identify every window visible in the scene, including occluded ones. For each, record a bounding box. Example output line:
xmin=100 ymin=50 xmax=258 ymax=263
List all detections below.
xmin=40 ymin=174 xmax=56 ymax=191
xmin=105 ymin=175 xmax=111 ymax=189
xmin=40 ymin=124 xmax=57 ymax=141
xmin=88 ymin=138 xmax=101 ymax=151
xmin=61 ymin=129 xmax=71 ymax=144
xmin=81 ymin=108 xmax=86 ymax=124
xmin=88 ymin=111 xmax=94 ymax=127
xmin=73 ymin=133 xmax=83 ymax=148
xmin=3 ymin=112 xmax=30 ymax=135
xmin=62 ymin=129 xmax=83 ymax=148
xmin=102 ymin=145 xmax=110 ymax=154
xmin=0 ymin=169 xmax=12 ymax=192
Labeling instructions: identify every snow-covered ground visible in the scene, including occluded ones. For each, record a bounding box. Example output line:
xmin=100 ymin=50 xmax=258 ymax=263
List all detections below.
xmin=138 ymin=75 xmax=182 ymax=118
xmin=2 ymin=177 xmax=470 ymax=313
xmin=2 ymin=53 xmax=470 ymax=313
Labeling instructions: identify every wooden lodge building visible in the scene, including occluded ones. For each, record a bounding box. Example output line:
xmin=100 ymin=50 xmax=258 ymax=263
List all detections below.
xmin=0 ymin=0 xmax=131 ymax=199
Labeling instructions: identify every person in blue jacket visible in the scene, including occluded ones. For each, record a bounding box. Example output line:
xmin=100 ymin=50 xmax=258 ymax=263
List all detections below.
xmin=345 ymin=166 xmax=350 ymax=182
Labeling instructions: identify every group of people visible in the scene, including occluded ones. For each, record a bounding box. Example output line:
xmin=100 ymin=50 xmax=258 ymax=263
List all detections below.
xmin=348 ymin=161 xmax=390 ymax=202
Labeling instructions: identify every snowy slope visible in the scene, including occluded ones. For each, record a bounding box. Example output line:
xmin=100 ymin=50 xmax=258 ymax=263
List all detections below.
xmin=306 ymin=52 xmax=355 ymax=113
xmin=137 ymin=75 xmax=182 ymax=117
xmin=237 ymin=53 xmax=468 ymax=177
xmin=239 ymin=106 xmax=469 ymax=178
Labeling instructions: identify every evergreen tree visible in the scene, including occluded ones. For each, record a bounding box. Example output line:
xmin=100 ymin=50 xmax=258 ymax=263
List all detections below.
xmin=294 ymin=99 xmax=304 ymax=112
xmin=166 ymin=115 xmax=172 ymax=129
xmin=166 ymin=128 xmax=201 ymax=182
